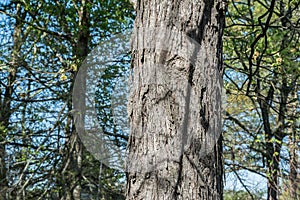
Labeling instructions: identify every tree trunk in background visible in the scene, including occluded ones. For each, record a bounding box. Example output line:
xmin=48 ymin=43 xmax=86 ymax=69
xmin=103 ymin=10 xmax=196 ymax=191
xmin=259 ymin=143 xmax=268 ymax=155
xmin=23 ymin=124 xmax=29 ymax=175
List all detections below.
xmin=279 ymin=1 xmax=299 ymax=199
xmin=63 ymin=0 xmax=90 ymax=199
xmin=126 ymin=0 xmax=225 ymax=199
xmin=0 ymin=3 xmax=24 ymax=199
xmin=289 ymin=132 xmax=299 ymax=199
xmin=289 ymin=97 xmax=299 ymax=199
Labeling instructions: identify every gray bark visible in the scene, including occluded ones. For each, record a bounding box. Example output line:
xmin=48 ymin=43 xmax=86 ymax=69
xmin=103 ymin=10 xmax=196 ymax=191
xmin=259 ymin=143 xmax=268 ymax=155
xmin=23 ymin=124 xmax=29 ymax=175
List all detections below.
xmin=126 ymin=0 xmax=225 ymax=199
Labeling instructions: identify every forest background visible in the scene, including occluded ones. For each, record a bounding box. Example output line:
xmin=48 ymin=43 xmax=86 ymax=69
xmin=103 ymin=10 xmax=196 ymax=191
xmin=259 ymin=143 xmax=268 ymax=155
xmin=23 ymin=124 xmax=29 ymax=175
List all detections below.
xmin=0 ymin=0 xmax=299 ymax=199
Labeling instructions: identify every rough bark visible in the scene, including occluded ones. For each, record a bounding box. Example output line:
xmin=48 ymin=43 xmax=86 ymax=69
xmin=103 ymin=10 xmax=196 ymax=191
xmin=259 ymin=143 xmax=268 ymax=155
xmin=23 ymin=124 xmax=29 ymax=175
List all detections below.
xmin=287 ymin=85 xmax=299 ymax=199
xmin=289 ymin=132 xmax=299 ymax=199
xmin=126 ymin=0 xmax=225 ymax=199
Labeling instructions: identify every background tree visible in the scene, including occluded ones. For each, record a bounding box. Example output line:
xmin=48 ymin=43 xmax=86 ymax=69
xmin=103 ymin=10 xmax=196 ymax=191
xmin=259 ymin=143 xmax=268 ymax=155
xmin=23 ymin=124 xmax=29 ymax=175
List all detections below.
xmin=0 ymin=0 xmax=134 ymax=199
xmin=223 ymin=0 xmax=300 ymax=199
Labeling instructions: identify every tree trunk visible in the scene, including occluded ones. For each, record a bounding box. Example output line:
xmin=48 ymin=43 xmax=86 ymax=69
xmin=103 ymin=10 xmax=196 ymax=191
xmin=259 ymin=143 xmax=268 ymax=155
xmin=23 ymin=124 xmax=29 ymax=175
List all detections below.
xmin=288 ymin=100 xmax=299 ymax=200
xmin=0 ymin=2 xmax=24 ymax=199
xmin=62 ymin=1 xmax=90 ymax=199
xmin=126 ymin=0 xmax=225 ymax=199
xmin=278 ymin=1 xmax=299 ymax=198
xmin=289 ymin=133 xmax=299 ymax=199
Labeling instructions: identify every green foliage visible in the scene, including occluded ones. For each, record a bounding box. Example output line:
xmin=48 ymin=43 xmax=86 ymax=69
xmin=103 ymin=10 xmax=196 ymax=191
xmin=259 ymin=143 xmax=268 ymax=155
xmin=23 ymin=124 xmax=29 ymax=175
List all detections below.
xmin=0 ymin=0 xmax=134 ymax=199
xmin=223 ymin=0 xmax=300 ymax=198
